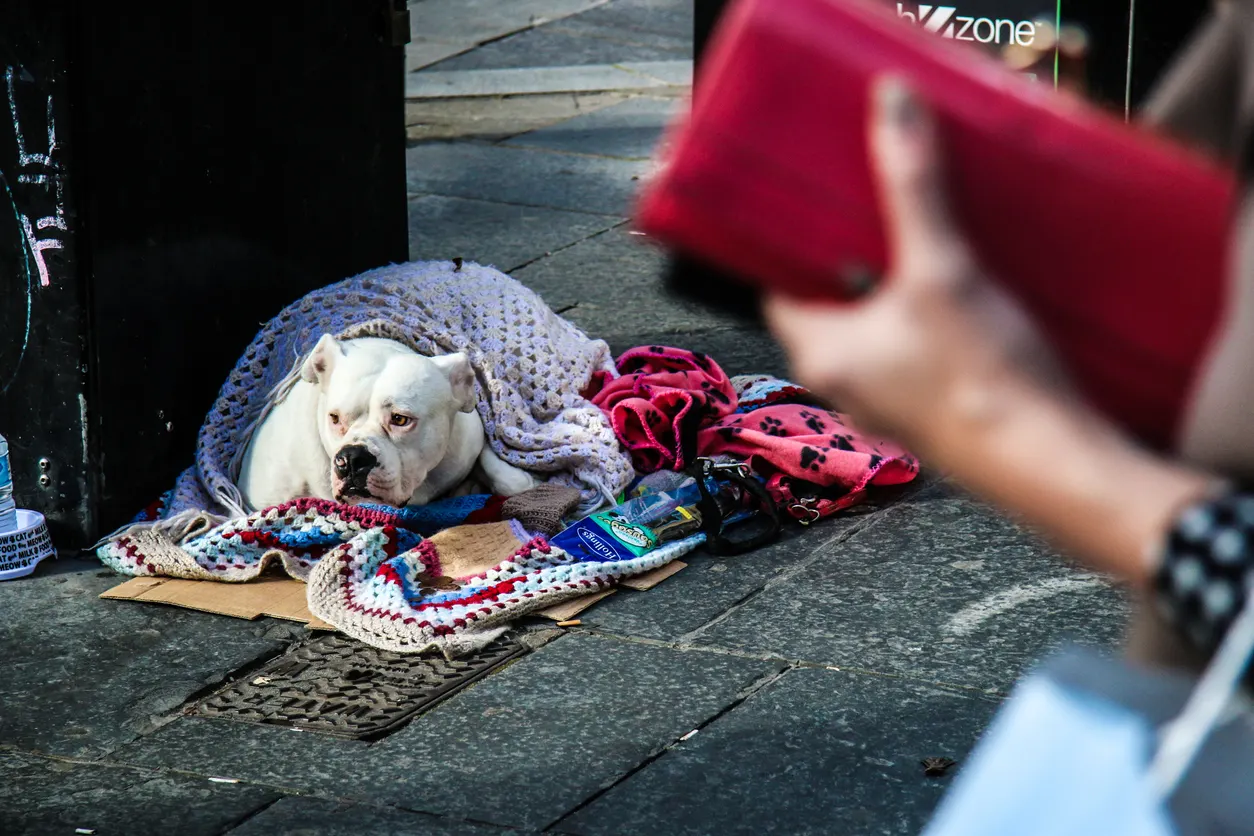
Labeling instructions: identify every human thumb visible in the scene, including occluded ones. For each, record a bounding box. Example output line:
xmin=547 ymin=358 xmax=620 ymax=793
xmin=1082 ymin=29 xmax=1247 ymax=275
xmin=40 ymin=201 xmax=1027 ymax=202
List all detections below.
xmin=869 ymin=76 xmax=966 ymax=278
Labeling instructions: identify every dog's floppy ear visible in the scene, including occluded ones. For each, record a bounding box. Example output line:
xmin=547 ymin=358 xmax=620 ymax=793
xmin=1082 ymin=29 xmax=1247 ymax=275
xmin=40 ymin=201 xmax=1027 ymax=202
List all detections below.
xmin=430 ymin=352 xmax=476 ymax=413
xmin=301 ymin=334 xmax=344 ymax=389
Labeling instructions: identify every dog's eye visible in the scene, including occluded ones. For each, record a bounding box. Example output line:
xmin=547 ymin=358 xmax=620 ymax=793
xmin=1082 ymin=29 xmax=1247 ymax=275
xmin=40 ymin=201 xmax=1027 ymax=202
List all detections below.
xmin=328 ymin=412 xmax=341 ymax=425
xmin=390 ymin=413 xmax=412 ymax=428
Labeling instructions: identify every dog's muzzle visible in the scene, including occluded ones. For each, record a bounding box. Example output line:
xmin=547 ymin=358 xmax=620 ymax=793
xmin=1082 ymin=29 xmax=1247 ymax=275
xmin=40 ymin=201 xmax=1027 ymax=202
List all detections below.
xmin=333 ymin=444 xmax=378 ymax=491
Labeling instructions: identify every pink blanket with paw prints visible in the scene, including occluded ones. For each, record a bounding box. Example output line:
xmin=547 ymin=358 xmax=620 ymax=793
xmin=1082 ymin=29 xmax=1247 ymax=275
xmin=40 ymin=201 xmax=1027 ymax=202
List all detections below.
xmin=587 ymin=346 xmax=918 ymax=517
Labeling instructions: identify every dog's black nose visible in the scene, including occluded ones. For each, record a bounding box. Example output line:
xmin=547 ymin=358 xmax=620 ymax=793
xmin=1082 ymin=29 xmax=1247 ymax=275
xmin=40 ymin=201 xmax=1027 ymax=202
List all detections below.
xmin=333 ymin=445 xmax=378 ymax=483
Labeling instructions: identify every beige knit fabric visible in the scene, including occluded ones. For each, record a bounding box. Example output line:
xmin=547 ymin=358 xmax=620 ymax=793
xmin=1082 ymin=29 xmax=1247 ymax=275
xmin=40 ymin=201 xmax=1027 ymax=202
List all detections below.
xmin=428 ymin=522 xmax=529 ymax=579
xmin=500 ymin=484 xmax=583 ymax=535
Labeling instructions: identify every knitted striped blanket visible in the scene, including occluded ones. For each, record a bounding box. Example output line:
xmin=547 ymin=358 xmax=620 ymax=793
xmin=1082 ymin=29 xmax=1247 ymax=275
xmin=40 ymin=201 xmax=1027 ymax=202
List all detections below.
xmin=105 ymin=259 xmax=635 ymax=549
xmin=98 ymin=490 xmax=702 ymax=658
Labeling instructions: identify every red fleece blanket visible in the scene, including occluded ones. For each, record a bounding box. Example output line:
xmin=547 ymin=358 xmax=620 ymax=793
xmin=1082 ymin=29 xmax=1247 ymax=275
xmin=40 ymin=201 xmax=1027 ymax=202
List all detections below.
xmin=587 ymin=346 xmax=918 ymax=519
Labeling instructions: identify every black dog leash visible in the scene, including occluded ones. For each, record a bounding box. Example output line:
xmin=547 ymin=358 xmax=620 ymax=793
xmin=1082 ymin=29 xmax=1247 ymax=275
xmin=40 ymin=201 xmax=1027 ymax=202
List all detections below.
xmin=686 ymin=457 xmax=781 ymax=556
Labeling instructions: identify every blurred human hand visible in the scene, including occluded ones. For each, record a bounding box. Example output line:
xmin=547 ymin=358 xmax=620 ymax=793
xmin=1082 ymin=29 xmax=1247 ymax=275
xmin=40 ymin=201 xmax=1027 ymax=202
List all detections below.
xmin=763 ymin=77 xmax=1066 ymax=461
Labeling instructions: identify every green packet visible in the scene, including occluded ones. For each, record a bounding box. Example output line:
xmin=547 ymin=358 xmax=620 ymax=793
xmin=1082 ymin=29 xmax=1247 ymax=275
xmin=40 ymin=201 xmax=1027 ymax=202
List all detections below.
xmin=551 ymin=505 xmax=701 ymax=562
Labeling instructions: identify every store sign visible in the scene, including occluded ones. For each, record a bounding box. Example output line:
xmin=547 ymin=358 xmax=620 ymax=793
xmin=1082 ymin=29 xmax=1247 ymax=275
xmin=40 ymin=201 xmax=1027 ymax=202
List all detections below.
xmin=895 ymin=4 xmax=1040 ymax=46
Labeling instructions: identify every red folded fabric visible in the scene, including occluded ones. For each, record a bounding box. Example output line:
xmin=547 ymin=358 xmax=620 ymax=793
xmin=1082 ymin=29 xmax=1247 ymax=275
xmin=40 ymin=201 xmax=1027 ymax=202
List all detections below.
xmin=589 ymin=344 xmax=918 ymax=519
xmin=586 ymin=345 xmax=738 ymax=472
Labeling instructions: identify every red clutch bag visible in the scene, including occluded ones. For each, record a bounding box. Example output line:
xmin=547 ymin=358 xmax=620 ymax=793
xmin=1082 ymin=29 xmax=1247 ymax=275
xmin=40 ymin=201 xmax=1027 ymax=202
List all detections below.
xmin=634 ymin=0 xmax=1236 ymax=450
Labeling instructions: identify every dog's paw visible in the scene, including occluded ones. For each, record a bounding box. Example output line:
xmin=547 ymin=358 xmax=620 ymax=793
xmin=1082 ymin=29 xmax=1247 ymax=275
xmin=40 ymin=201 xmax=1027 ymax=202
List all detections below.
xmin=477 ymin=446 xmax=537 ymax=497
xmin=491 ymin=467 xmax=536 ymax=497
xmin=451 ymin=477 xmax=489 ymax=497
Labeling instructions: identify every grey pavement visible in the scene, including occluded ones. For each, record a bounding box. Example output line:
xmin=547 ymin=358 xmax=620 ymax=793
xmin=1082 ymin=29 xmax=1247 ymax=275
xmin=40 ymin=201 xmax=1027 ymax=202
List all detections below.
xmin=0 ymin=2 xmax=1130 ymax=834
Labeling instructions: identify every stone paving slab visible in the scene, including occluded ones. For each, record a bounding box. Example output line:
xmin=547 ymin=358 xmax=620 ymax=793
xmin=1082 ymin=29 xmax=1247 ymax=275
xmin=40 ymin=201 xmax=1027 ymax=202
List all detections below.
xmin=557 ymin=667 xmax=1001 ymax=836
xmin=586 ymin=323 xmax=789 ymax=379
xmin=504 ymin=94 xmax=681 ymax=159
xmin=658 ymin=326 xmax=790 ymax=380
xmin=0 ymin=559 xmax=292 ymax=760
xmin=555 ymin=0 xmax=693 ymax=48
xmin=409 ymin=39 xmax=480 ymax=74
xmin=406 ymin=91 xmax=637 ymax=143
xmin=423 ymin=32 xmax=686 ymax=76
xmin=420 ymin=0 xmax=690 ymax=74
xmin=408 ymin=194 xmax=622 ymax=272
xmin=408 ymin=0 xmax=608 ymax=50
xmin=507 ymin=224 xmax=789 ymax=374
xmin=694 ymin=484 xmax=1129 ymax=693
xmin=582 ymin=513 xmax=882 ymax=642
xmin=511 ymin=226 xmax=724 ymax=334
xmin=113 ymin=719 xmax=369 ymax=797
xmin=115 ymin=634 xmax=783 ymax=830
xmin=406 ymin=61 xmax=691 ymax=98
xmin=0 ymin=750 xmax=279 ymax=836
xmin=226 ymin=797 xmax=510 ymax=836
xmin=406 ymin=142 xmax=648 ymax=216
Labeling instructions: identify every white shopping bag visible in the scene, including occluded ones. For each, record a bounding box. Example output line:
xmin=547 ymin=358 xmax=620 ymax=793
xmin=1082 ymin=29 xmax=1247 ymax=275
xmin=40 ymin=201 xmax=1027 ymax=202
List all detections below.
xmin=922 ymin=595 xmax=1254 ymax=836
xmin=922 ymin=675 xmax=1175 ymax=835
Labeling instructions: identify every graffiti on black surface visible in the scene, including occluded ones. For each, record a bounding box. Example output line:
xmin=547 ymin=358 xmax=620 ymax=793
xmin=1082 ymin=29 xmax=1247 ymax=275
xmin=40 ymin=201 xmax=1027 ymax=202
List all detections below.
xmin=1 ymin=169 xmax=31 ymax=396
xmin=5 ymin=65 xmax=65 ymax=288
xmin=1 ymin=65 xmax=66 ymax=394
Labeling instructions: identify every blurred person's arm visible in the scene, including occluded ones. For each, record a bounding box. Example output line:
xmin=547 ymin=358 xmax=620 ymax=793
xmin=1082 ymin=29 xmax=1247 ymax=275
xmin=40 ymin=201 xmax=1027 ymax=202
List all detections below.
xmin=1143 ymin=1 xmax=1254 ymax=480
xmin=1141 ymin=0 xmax=1242 ymax=162
xmin=764 ymin=80 xmax=1220 ymax=594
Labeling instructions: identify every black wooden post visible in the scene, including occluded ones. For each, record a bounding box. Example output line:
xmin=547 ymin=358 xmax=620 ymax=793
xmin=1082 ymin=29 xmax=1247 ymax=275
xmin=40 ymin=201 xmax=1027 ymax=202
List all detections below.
xmin=695 ymin=0 xmax=734 ymax=67
xmin=0 ymin=1 xmax=411 ymax=547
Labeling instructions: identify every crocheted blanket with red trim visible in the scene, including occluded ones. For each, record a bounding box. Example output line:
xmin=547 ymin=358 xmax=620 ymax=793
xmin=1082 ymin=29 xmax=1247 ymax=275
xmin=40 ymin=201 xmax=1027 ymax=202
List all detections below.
xmin=98 ymin=494 xmax=701 ymax=658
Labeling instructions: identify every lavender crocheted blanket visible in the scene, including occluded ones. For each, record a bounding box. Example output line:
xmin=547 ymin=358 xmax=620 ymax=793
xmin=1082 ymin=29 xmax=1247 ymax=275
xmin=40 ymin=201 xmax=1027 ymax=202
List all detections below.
xmin=108 ymin=259 xmax=636 ymax=546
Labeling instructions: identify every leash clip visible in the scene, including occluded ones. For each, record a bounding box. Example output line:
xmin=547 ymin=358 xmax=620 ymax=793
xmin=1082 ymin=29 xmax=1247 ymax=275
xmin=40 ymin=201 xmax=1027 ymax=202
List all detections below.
xmin=790 ymin=497 xmax=822 ymax=526
xmin=706 ymin=460 xmax=752 ymax=480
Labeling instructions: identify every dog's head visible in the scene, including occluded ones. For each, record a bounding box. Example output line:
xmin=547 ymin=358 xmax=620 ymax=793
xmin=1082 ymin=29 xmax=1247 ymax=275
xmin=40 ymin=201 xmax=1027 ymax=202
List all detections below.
xmin=300 ymin=334 xmax=476 ymax=506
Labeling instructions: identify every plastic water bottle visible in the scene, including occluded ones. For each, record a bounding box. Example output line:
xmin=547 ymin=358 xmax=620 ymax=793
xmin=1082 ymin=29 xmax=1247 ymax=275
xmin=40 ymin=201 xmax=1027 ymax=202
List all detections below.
xmin=0 ymin=433 xmax=17 ymax=534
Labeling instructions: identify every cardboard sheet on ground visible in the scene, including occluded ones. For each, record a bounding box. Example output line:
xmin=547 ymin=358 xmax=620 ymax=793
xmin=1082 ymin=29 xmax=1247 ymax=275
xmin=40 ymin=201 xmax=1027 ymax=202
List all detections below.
xmin=100 ymin=561 xmax=687 ymax=628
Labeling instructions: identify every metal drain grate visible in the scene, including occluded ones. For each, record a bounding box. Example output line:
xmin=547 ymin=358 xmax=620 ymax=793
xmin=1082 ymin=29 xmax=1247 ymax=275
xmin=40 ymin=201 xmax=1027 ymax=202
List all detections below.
xmin=191 ymin=633 xmax=527 ymax=740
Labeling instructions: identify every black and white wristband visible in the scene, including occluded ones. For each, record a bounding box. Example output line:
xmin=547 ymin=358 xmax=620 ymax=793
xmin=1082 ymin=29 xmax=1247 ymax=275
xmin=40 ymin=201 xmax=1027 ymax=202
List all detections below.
xmin=1154 ymin=485 xmax=1254 ymax=654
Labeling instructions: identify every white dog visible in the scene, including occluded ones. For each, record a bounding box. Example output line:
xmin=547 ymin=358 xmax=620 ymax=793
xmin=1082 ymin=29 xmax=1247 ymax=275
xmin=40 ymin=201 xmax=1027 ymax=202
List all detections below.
xmin=238 ymin=334 xmax=535 ymax=510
